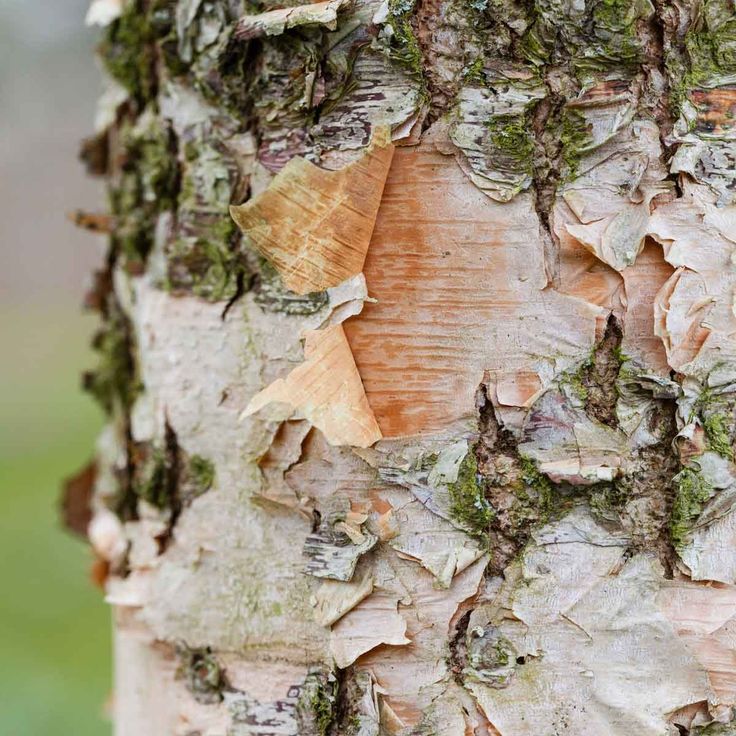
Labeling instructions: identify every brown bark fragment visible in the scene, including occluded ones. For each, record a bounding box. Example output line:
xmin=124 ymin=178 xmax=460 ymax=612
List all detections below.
xmin=691 ymin=87 xmax=736 ymax=138
xmin=230 ymin=129 xmax=394 ymax=295
xmin=67 ymin=209 xmax=114 ymax=234
xmin=60 ymin=460 xmax=97 ymax=538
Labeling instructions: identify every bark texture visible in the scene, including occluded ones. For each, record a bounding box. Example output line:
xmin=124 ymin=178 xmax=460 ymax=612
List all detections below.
xmin=67 ymin=0 xmax=736 ymax=733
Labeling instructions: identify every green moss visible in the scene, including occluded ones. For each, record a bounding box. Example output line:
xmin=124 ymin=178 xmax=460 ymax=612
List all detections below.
xmin=581 ymin=0 xmax=648 ymax=71
xmin=162 ymin=136 xmax=255 ymax=302
xmin=99 ymin=0 xmax=175 ymax=103
xmin=487 ymin=115 xmax=535 ymax=173
xmin=589 ymin=480 xmax=628 ymax=517
xmin=312 ymin=687 xmax=334 ymax=736
xmin=463 ymin=628 xmax=517 ymax=687
xmin=131 ymin=445 xmax=215 ymax=511
xmin=520 ymin=22 xmax=551 ymax=67
xmin=83 ymin=302 xmax=139 ymax=415
xmin=518 ymin=456 xmax=554 ymax=521
xmin=296 ymin=670 xmax=337 ymax=736
xmin=666 ymin=0 xmax=736 ymax=118
xmin=100 ymin=3 xmax=152 ymax=100
xmin=189 ymin=455 xmax=215 ymax=494
xmin=109 ymin=114 xmax=179 ymax=266
xmin=166 ymin=224 xmax=250 ymax=303
xmin=670 ymin=466 xmax=714 ymax=549
xmin=189 ymin=239 xmax=239 ymax=300
xmin=704 ymin=412 xmax=734 ymax=460
xmin=521 ymin=0 xmax=652 ymax=73
xmin=138 ymin=132 xmax=179 ymax=211
xmin=387 ymin=0 xmax=425 ymax=80
xmin=448 ymin=450 xmax=494 ymax=539
xmin=134 ymin=447 xmax=172 ymax=509
xmin=559 ymin=107 xmax=590 ymax=180
xmin=493 ymin=639 xmax=510 ymax=666
xmin=686 ymin=0 xmax=736 ymax=85
xmin=462 ymin=57 xmax=486 ymax=84
xmin=689 ymin=383 xmax=735 ymax=460
xmin=559 ymin=361 xmax=590 ymax=403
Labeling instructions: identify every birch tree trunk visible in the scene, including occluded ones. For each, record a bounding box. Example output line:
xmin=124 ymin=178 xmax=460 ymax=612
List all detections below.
xmin=67 ymin=0 xmax=736 ymax=732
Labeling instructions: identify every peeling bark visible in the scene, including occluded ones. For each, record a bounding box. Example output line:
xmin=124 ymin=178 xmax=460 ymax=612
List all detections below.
xmin=71 ymin=0 xmax=736 ymax=733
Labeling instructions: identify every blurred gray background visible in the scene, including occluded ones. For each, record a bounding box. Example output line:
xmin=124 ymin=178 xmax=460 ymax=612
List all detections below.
xmin=0 ymin=0 xmax=111 ymax=733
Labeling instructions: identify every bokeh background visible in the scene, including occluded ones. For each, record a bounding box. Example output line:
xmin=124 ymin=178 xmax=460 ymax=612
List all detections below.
xmin=0 ymin=0 xmax=112 ymax=732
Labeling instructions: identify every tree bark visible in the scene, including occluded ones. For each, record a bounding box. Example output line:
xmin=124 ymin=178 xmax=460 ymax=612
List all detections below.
xmin=70 ymin=0 xmax=736 ymax=733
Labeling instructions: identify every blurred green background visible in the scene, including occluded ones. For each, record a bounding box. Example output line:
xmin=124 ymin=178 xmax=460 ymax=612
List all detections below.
xmin=0 ymin=0 xmax=112 ymax=733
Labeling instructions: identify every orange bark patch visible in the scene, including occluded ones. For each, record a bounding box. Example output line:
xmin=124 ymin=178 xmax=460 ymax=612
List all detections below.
xmin=230 ymin=129 xmax=394 ymax=295
xmin=620 ymin=241 xmax=674 ymax=376
xmin=344 ymin=135 xmax=603 ymax=438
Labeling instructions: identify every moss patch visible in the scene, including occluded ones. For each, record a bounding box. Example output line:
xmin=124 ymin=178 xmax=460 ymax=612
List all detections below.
xmin=130 ymin=440 xmax=217 ymax=512
xmin=670 ymin=466 xmax=714 ymax=549
xmin=487 ymin=114 xmax=535 ymax=175
xmin=589 ymin=480 xmax=628 ymax=517
xmin=668 ymin=0 xmax=736 ymax=117
xmin=517 ymin=456 xmax=555 ymax=521
xmin=166 ymin=236 xmax=250 ymax=302
xmin=109 ymin=113 xmax=179 ymax=267
xmin=132 ymin=445 xmax=174 ymax=510
xmin=83 ymin=300 xmax=139 ymax=415
xmin=685 ymin=0 xmax=736 ymax=86
xmin=165 ymin=138 xmax=251 ymax=302
xmin=386 ymin=0 xmax=425 ymax=81
xmin=703 ymin=412 xmax=734 ymax=460
xmin=448 ymin=450 xmax=495 ymax=540
xmin=99 ymin=0 xmax=176 ymax=104
xmin=559 ymin=107 xmax=591 ymax=180
xmin=296 ymin=669 xmax=338 ymax=736
xmin=520 ymin=0 xmax=653 ymax=75
xmin=188 ymin=455 xmax=215 ymax=494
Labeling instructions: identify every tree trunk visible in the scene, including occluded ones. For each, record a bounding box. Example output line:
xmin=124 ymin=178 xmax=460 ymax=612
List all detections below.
xmin=69 ymin=0 xmax=736 ymax=733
